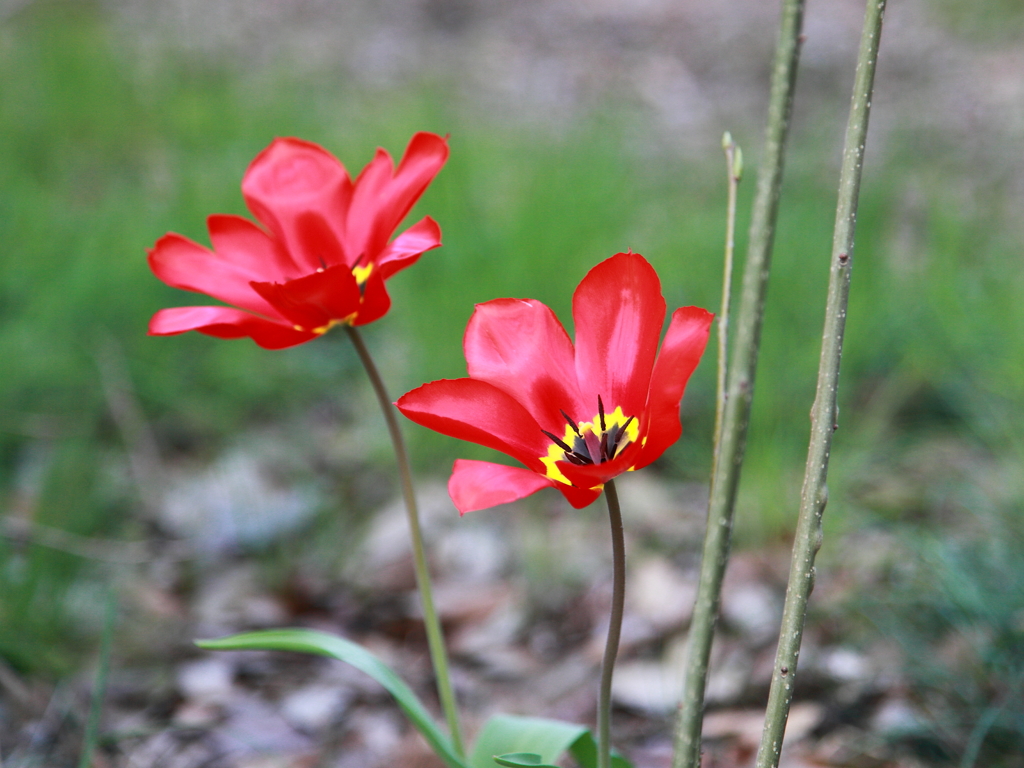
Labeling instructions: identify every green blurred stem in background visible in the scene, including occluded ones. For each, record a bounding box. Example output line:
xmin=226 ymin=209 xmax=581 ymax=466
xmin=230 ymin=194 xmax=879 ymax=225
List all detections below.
xmin=711 ymin=132 xmax=742 ymax=485
xmin=674 ymin=0 xmax=807 ymax=764
xmin=755 ymin=2 xmax=886 ymax=765
xmin=345 ymin=325 xmax=465 ymax=758
xmin=78 ymin=581 xmax=116 ymax=768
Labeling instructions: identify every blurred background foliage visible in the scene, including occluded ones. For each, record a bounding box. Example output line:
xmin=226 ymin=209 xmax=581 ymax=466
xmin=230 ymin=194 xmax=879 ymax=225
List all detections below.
xmin=0 ymin=0 xmax=1022 ymax=760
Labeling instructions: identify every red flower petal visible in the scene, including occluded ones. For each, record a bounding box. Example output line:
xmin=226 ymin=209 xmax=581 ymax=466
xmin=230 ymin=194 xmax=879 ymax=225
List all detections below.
xmin=376 ymin=217 xmax=442 ymax=280
xmin=350 ymin=268 xmax=392 ymax=327
xmin=555 ymin=483 xmax=605 ymax=509
xmin=148 ymin=306 xmax=317 ymax=349
xmin=347 ymin=132 xmax=449 ymax=264
xmin=572 ymin=252 xmax=666 ymax=419
xmin=464 ymin=298 xmax=586 ymax=433
xmin=207 ymin=214 xmax=300 ymax=281
xmin=448 ymin=459 xmax=554 ymax=514
xmin=147 ymin=232 xmax=283 ymax=319
xmin=396 ymin=379 xmax=548 ymax=470
xmin=555 ymin=442 xmax=640 ymax=490
xmin=250 ymin=264 xmax=362 ymax=331
xmin=241 ymin=138 xmax=353 ymax=271
xmin=634 ymin=305 xmax=714 ymax=469
xmin=291 ymin=209 xmax=348 ymax=269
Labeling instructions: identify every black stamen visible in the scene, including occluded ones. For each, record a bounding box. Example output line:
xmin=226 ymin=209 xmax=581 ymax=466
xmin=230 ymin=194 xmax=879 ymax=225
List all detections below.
xmin=608 ymin=417 xmax=635 ymax=459
xmin=351 ymin=251 xmax=367 ymax=268
xmin=546 ymin=404 xmax=637 ymax=468
xmin=541 ymin=429 xmax=573 ymax=453
xmin=560 ymin=410 xmax=582 ymax=436
xmin=319 ymin=256 xmax=328 ymax=270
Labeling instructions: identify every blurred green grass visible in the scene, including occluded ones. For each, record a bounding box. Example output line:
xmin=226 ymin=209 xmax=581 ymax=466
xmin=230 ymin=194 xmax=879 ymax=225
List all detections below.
xmin=1 ymin=0 xmax=1022 ymax=679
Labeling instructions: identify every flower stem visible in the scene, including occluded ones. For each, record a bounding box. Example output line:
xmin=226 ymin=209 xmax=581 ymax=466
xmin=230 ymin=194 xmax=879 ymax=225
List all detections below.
xmin=345 ymin=325 xmax=464 ymax=758
xmin=674 ymin=2 xmax=806 ymax=765
xmin=755 ymin=2 xmax=885 ymax=766
xmin=598 ymin=479 xmax=625 ymax=768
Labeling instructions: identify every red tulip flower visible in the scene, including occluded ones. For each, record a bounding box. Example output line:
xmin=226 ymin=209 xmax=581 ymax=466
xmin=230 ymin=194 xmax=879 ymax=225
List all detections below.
xmin=148 ymin=132 xmax=449 ymax=349
xmin=397 ymin=252 xmax=713 ymax=514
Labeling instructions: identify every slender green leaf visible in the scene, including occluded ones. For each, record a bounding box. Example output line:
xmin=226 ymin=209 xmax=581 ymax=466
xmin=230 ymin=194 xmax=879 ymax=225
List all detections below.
xmin=493 ymin=753 xmax=560 ymax=767
xmin=197 ymin=629 xmax=467 ymax=768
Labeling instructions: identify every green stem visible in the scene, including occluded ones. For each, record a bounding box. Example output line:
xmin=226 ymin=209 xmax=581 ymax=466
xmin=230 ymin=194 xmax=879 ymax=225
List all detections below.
xmin=711 ymin=133 xmax=742 ymax=482
xmin=674 ymin=2 xmax=806 ymax=765
xmin=598 ymin=479 xmax=625 ymax=768
xmin=754 ymin=2 xmax=885 ymax=767
xmin=346 ymin=325 xmax=465 ymax=758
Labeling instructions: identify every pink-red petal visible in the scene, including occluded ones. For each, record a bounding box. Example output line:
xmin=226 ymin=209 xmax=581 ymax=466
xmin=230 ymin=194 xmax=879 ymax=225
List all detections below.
xmin=448 ymin=459 xmax=554 ymax=515
xmin=396 ymin=379 xmax=549 ymax=470
xmin=555 ymin=442 xmax=640 ymax=490
xmin=241 ymin=138 xmax=353 ymax=271
xmin=250 ymin=265 xmax=361 ymax=331
xmin=375 ymin=216 xmax=442 ymax=280
xmin=350 ymin=269 xmax=392 ymax=326
xmin=555 ymin=483 xmax=605 ymax=509
xmin=291 ymin=209 xmax=349 ymax=270
xmin=207 ymin=214 xmax=300 ymax=281
xmin=147 ymin=233 xmax=283 ymax=319
xmin=572 ymin=252 xmax=666 ymax=419
xmin=634 ymin=305 xmax=714 ymax=470
xmin=148 ymin=306 xmax=317 ymax=349
xmin=464 ymin=298 xmax=586 ymax=433
xmin=347 ymin=132 xmax=449 ymax=262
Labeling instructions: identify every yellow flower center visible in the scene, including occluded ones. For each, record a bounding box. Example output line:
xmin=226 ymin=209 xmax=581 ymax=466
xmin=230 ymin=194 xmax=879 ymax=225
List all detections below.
xmin=539 ymin=398 xmax=640 ymax=487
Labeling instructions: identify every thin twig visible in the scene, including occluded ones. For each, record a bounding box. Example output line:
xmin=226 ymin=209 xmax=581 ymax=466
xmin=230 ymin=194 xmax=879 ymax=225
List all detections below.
xmin=754 ymin=2 xmax=886 ymax=766
xmin=345 ymin=325 xmax=465 ymax=757
xmin=598 ymin=480 xmax=625 ymax=768
xmin=674 ymin=2 xmax=806 ymax=764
